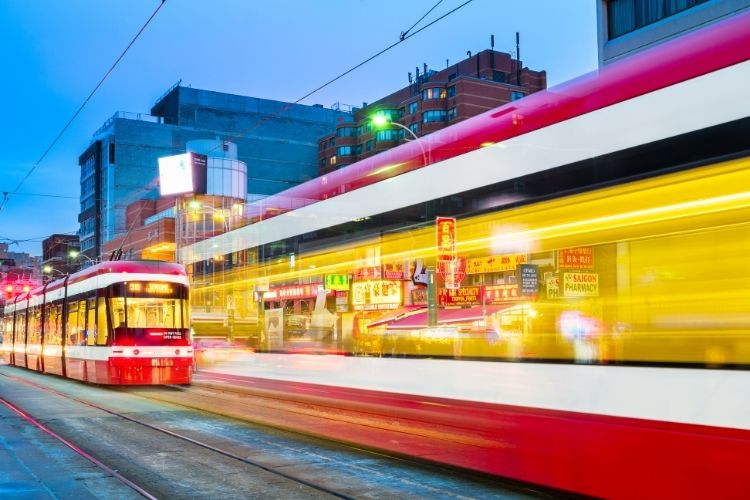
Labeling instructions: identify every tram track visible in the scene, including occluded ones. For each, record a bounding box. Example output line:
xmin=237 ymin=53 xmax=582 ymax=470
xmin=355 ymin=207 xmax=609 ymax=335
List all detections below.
xmin=0 ymin=371 xmax=357 ymax=499
xmin=0 ymin=395 xmax=157 ymax=499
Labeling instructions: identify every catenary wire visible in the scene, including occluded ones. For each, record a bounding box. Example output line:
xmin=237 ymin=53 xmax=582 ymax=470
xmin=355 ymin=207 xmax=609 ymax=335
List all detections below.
xmin=0 ymin=0 xmax=167 ymax=214
xmin=5 ymin=0 xmax=474 ymax=251
xmin=401 ymin=0 xmax=444 ymax=40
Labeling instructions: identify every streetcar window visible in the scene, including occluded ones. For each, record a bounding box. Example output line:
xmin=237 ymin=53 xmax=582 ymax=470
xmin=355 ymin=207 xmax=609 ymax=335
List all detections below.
xmin=111 ymin=298 xmax=126 ymax=329
xmin=124 ymin=298 xmax=184 ymax=329
xmin=67 ymin=300 xmax=86 ymax=346
xmin=97 ymin=296 xmax=108 ymax=345
xmin=44 ymin=304 xmax=62 ymax=346
xmin=86 ymin=297 xmax=96 ymax=346
xmin=27 ymin=305 xmax=41 ymax=345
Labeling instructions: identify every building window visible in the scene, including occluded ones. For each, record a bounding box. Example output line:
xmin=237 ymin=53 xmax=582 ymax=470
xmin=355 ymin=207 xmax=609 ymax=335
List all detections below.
xmin=320 ymin=158 xmax=326 ymax=168
xmin=448 ymin=73 xmax=457 ymax=82
xmin=422 ymin=87 xmax=446 ymax=100
xmin=337 ymin=146 xmax=352 ymax=156
xmin=329 ymin=138 xmax=336 ymax=147
xmin=336 ymin=127 xmax=355 ymax=137
xmin=353 ymin=144 xmax=362 ymax=155
xmin=372 ymin=109 xmax=403 ymax=122
xmin=511 ymin=91 xmax=525 ymax=101
xmin=422 ymin=110 xmax=447 ymax=123
xmin=607 ymin=0 xmax=709 ymax=40
xmin=492 ymin=71 xmax=506 ymax=83
xmin=108 ymin=143 xmax=115 ymax=164
xmin=447 ymin=107 xmax=457 ymax=121
xmin=409 ymin=123 xmax=419 ymax=135
xmin=329 ymin=155 xmax=337 ymax=166
xmin=365 ymin=140 xmax=373 ymax=152
xmin=408 ymin=101 xmax=418 ymax=114
xmin=375 ymin=129 xmax=403 ymax=142
xmin=446 ymin=86 xmax=456 ymax=98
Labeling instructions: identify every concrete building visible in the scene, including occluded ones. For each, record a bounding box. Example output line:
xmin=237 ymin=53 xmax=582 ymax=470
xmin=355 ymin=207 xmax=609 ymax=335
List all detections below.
xmin=317 ymin=49 xmax=546 ymax=175
xmin=78 ymin=84 xmax=348 ymax=262
xmin=597 ymin=0 xmax=750 ymax=66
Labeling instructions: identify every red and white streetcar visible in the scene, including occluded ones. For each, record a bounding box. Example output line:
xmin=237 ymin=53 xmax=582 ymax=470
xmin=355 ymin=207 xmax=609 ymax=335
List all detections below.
xmin=1 ymin=260 xmax=192 ymax=384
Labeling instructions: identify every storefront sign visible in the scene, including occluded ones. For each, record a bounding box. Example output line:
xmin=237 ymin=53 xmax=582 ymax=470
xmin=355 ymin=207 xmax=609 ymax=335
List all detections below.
xmin=518 ymin=264 xmax=539 ymax=295
xmin=436 ymin=217 xmax=457 ymax=263
xmin=325 ymin=274 xmax=350 ymax=291
xmin=353 ymin=266 xmax=382 ymax=280
xmin=466 ymin=254 xmax=527 ymax=274
xmin=351 ymin=280 xmax=402 ymax=310
xmin=264 ymin=283 xmax=330 ymax=301
xmin=335 ymin=291 xmax=349 ymax=312
xmin=438 ymin=286 xmax=481 ymax=306
xmin=546 ymin=275 xmax=561 ymax=299
xmin=383 ymin=261 xmax=407 ymax=280
xmin=484 ymin=284 xmax=521 ymax=303
xmin=558 ymin=247 xmax=594 ymax=269
xmin=563 ymin=272 xmax=599 ymax=297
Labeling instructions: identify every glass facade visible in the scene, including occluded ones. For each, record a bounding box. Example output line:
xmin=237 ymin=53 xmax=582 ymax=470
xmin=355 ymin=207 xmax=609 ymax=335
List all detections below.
xmin=607 ymin=0 xmax=710 ymax=39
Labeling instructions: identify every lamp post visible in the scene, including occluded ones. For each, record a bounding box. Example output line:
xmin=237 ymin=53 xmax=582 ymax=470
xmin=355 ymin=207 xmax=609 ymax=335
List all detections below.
xmin=370 ymin=114 xmax=437 ymax=327
xmin=370 ymin=114 xmax=429 ymax=166
xmin=42 ymin=265 xmax=67 ymax=282
xmin=68 ymin=250 xmax=96 ymax=269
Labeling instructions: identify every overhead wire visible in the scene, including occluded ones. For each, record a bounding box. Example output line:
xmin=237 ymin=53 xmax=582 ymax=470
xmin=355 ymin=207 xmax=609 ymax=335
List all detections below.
xmin=0 ymin=0 xmax=167 ymax=214
xmin=215 ymin=0 xmax=475 ymax=152
xmin=6 ymin=0 xmax=475 ymax=253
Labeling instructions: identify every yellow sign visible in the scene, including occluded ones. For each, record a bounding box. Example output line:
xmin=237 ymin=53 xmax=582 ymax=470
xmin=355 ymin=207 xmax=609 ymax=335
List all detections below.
xmin=128 ymin=282 xmax=174 ymax=295
xmin=563 ymin=273 xmax=599 ymax=297
xmin=466 ymin=254 xmax=527 ymax=274
xmin=351 ymin=280 xmax=401 ymax=308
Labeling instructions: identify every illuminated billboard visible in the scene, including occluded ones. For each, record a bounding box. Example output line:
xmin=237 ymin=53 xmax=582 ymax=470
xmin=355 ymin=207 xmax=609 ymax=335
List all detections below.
xmin=158 ymin=152 xmax=208 ymax=196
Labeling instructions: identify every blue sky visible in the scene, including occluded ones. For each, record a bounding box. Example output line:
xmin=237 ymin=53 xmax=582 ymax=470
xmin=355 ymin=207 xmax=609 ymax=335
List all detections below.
xmin=0 ymin=0 xmax=596 ymax=255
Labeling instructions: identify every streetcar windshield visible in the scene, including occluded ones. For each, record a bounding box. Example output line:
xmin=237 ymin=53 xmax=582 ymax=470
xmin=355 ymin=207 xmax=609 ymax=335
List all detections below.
xmin=110 ymin=297 xmax=188 ymax=329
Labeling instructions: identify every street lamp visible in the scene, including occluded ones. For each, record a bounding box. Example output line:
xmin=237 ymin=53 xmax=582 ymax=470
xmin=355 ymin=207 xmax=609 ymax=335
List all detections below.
xmin=42 ymin=265 xmax=67 ymax=280
xmin=370 ymin=114 xmax=438 ymax=327
xmin=69 ymin=250 xmax=96 ymax=266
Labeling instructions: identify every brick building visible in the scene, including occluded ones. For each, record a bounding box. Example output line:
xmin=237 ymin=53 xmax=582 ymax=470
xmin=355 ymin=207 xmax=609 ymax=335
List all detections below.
xmin=318 ymin=49 xmax=546 ymax=175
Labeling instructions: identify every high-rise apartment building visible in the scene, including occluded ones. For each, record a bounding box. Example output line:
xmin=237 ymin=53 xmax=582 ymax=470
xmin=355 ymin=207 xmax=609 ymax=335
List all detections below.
xmin=78 ymin=84 xmax=348 ymax=261
xmin=597 ymin=0 xmax=750 ymax=65
xmin=317 ymin=49 xmax=546 ymax=175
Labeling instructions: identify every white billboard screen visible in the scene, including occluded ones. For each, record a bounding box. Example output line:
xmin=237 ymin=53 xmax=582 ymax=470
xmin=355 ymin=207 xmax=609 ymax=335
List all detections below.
xmin=159 ymin=153 xmax=195 ymax=196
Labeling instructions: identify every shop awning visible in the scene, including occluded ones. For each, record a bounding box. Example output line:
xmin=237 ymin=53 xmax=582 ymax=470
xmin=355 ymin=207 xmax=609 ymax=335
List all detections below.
xmin=385 ymin=303 xmax=520 ymax=330
xmin=367 ymin=306 xmax=426 ymax=328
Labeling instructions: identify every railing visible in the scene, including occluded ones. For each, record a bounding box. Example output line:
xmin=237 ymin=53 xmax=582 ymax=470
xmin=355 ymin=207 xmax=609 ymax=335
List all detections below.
xmin=93 ymin=111 xmax=163 ymax=137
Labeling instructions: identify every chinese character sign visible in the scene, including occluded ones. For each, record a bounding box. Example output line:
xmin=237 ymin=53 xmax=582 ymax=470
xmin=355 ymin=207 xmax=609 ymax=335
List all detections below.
xmin=436 ymin=217 xmax=457 ymax=263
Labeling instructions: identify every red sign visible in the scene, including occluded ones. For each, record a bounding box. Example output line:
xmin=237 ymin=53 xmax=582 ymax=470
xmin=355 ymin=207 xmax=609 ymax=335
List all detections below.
xmin=438 ymin=286 xmax=482 ymax=306
xmin=383 ymin=261 xmax=406 ymax=280
xmin=558 ymin=247 xmax=594 ymax=269
xmin=263 ymin=283 xmax=331 ymax=301
xmin=353 ymin=266 xmax=382 ymax=280
xmin=483 ymin=284 xmax=521 ymax=304
xmin=436 ymin=217 xmax=457 ymax=262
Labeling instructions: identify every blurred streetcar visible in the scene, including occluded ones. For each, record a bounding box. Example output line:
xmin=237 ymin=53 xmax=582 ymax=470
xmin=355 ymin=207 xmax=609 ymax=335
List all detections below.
xmin=181 ymin=11 xmax=750 ymax=497
xmin=1 ymin=261 xmax=192 ymax=384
